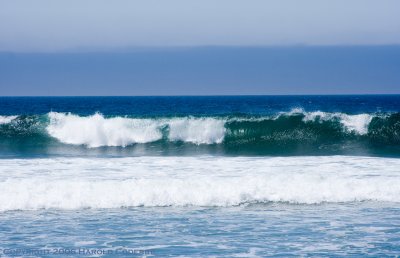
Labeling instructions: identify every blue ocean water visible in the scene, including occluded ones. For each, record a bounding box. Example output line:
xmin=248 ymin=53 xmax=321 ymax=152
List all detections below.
xmin=1 ymin=96 xmax=400 ymax=257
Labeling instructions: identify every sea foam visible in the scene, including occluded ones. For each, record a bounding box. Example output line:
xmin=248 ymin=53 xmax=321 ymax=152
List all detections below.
xmin=168 ymin=118 xmax=225 ymax=144
xmin=285 ymin=108 xmax=373 ymax=134
xmin=47 ymin=112 xmax=225 ymax=147
xmin=47 ymin=112 xmax=163 ymax=147
xmin=0 ymin=156 xmax=399 ymax=211
xmin=0 ymin=115 xmax=17 ymax=124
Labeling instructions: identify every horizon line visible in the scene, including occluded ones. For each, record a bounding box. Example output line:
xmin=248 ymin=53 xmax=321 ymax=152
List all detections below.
xmin=1 ymin=94 xmax=400 ymax=98
xmin=1 ymin=44 xmax=400 ymax=54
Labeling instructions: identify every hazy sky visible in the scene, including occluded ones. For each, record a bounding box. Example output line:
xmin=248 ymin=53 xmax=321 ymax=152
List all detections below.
xmin=0 ymin=1 xmax=399 ymax=95
xmin=0 ymin=0 xmax=400 ymax=51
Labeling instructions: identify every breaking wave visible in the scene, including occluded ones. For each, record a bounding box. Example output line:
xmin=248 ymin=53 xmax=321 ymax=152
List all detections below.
xmin=0 ymin=110 xmax=399 ymax=155
xmin=47 ymin=112 xmax=225 ymax=147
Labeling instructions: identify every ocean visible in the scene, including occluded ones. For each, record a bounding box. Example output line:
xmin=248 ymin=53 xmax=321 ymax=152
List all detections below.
xmin=1 ymin=95 xmax=400 ymax=257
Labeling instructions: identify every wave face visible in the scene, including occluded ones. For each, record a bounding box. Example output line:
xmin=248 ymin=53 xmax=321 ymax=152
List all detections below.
xmin=0 ymin=156 xmax=399 ymax=211
xmin=0 ymin=110 xmax=399 ymax=156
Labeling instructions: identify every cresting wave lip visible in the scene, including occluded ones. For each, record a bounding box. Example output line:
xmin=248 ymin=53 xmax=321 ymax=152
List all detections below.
xmin=0 ymin=156 xmax=400 ymax=211
xmin=282 ymin=108 xmax=374 ymax=135
xmin=46 ymin=112 xmax=226 ymax=147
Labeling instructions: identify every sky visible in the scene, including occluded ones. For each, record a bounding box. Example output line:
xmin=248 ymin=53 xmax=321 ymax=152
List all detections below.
xmin=0 ymin=0 xmax=399 ymax=95
xmin=0 ymin=0 xmax=399 ymax=51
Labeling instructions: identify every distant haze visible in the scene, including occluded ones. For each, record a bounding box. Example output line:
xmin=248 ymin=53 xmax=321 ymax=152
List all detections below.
xmin=0 ymin=0 xmax=399 ymax=52
xmin=1 ymin=46 xmax=399 ymax=95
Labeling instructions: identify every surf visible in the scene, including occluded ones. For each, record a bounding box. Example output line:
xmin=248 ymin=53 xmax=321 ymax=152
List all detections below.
xmin=0 ymin=110 xmax=399 ymax=156
xmin=0 ymin=156 xmax=400 ymax=211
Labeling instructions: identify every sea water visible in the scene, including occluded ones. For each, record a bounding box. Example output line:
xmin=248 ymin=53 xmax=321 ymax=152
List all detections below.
xmin=1 ymin=96 xmax=400 ymax=257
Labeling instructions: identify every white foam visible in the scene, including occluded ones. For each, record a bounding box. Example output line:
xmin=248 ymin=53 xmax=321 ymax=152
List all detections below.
xmin=285 ymin=108 xmax=373 ymax=135
xmin=0 ymin=115 xmax=17 ymax=124
xmin=338 ymin=113 xmax=373 ymax=135
xmin=168 ymin=117 xmax=225 ymax=144
xmin=46 ymin=112 xmax=226 ymax=147
xmin=0 ymin=156 xmax=399 ymax=211
xmin=47 ymin=112 xmax=163 ymax=147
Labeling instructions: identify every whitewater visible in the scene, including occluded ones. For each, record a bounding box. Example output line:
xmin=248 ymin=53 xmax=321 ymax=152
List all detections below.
xmin=1 ymin=156 xmax=399 ymax=211
xmin=47 ymin=112 xmax=226 ymax=146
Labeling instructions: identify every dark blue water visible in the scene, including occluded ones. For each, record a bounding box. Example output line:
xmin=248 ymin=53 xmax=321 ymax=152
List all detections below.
xmin=1 ymin=95 xmax=400 ymax=116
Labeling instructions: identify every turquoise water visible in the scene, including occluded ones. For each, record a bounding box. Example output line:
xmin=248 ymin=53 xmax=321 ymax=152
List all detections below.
xmin=1 ymin=96 xmax=400 ymax=257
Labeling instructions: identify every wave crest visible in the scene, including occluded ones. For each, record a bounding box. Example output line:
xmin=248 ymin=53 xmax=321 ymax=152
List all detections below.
xmin=47 ymin=112 xmax=226 ymax=147
xmin=168 ymin=118 xmax=225 ymax=144
xmin=47 ymin=112 xmax=162 ymax=147
xmin=0 ymin=115 xmax=17 ymax=125
xmin=280 ymin=108 xmax=373 ymax=135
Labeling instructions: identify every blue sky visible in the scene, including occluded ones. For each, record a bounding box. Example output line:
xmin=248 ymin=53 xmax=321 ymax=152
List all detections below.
xmin=0 ymin=1 xmax=399 ymax=95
